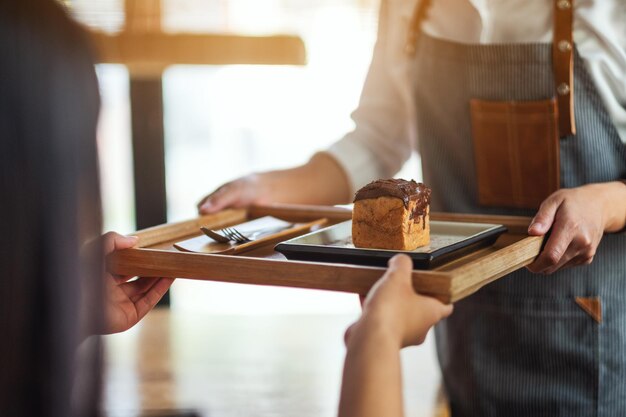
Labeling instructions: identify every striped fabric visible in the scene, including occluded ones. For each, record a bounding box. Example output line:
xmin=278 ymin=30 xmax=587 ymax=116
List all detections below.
xmin=411 ymin=33 xmax=626 ymax=416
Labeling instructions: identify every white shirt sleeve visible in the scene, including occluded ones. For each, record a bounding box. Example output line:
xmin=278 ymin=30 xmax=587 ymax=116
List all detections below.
xmin=326 ymin=0 xmax=418 ymax=195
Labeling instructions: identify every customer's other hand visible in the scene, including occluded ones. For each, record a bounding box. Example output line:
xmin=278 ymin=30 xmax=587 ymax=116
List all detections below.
xmin=101 ymin=232 xmax=174 ymax=334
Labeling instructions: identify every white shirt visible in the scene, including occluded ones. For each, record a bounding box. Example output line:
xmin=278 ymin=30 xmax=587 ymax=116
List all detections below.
xmin=327 ymin=0 xmax=626 ymax=194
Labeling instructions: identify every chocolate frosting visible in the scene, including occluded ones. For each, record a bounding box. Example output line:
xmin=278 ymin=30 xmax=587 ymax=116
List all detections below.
xmin=354 ymin=178 xmax=431 ymax=220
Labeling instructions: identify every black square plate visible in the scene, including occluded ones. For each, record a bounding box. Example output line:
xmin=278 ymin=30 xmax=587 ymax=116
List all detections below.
xmin=274 ymin=220 xmax=507 ymax=269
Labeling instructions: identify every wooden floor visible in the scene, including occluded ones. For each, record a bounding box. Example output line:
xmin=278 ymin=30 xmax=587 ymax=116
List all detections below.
xmin=103 ymin=308 xmax=448 ymax=417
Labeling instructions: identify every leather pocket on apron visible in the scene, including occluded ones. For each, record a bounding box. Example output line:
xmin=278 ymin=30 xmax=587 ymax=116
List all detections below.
xmin=470 ymin=98 xmax=560 ymax=209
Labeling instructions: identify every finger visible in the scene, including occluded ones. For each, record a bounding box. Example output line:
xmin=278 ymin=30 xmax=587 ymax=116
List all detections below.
xmin=417 ymin=295 xmax=454 ymax=321
xmin=119 ymin=277 xmax=161 ymax=299
xmin=365 ymin=254 xmax=413 ymax=305
xmin=197 ymin=195 xmax=210 ymax=211
xmin=527 ymin=211 xmax=576 ymax=273
xmin=134 ymin=278 xmax=175 ymax=319
xmin=386 ymin=254 xmax=413 ymax=281
xmin=198 ymin=183 xmax=240 ymax=214
xmin=115 ymin=235 xmax=138 ymax=251
xmin=559 ymin=254 xmax=594 ymax=271
xmin=197 ymin=192 xmax=220 ymax=212
xmin=528 ymin=193 xmax=562 ymax=236
xmin=542 ymin=245 xmax=579 ymax=275
xmin=344 ymin=323 xmax=356 ymax=346
xmin=559 ymin=240 xmax=596 ymax=271
xmin=103 ymin=232 xmax=138 ymax=254
xmin=111 ymin=274 xmax=135 ymax=284
xmin=439 ymin=302 xmax=454 ymax=319
xmin=129 ymin=282 xmax=159 ymax=303
xmin=102 ymin=232 xmax=116 ymax=253
xmin=196 ymin=184 xmax=231 ymax=211
xmin=403 ymin=297 xmax=452 ymax=347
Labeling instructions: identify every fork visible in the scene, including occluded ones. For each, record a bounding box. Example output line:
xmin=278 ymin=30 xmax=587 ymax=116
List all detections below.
xmin=201 ymin=226 xmax=251 ymax=244
xmin=221 ymin=227 xmax=252 ymax=243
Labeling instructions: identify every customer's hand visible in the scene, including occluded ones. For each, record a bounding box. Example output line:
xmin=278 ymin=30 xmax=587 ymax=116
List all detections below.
xmin=527 ymin=181 xmax=626 ymax=274
xmin=345 ymin=255 xmax=453 ymax=349
xmin=197 ymin=153 xmax=352 ymax=214
xmin=101 ymin=232 xmax=174 ymax=334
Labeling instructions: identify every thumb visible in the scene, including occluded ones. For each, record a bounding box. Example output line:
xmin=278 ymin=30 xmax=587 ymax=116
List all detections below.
xmin=364 ymin=254 xmax=414 ymax=306
xmin=387 ymin=254 xmax=413 ymax=280
xmin=528 ymin=193 xmax=561 ymax=236
xmin=384 ymin=254 xmax=414 ymax=289
xmin=102 ymin=232 xmax=138 ymax=254
xmin=113 ymin=234 xmax=139 ymax=251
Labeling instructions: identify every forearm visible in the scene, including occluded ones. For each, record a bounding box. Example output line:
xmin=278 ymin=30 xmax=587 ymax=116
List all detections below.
xmin=339 ymin=325 xmax=404 ymax=417
xmin=259 ymin=152 xmax=352 ymax=205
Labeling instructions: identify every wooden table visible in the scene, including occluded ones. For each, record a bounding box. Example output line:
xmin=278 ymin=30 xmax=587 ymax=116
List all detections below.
xmin=103 ymin=308 xmax=449 ymax=417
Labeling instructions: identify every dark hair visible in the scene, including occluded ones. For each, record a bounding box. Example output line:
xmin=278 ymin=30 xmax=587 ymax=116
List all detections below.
xmin=0 ymin=0 xmax=103 ymax=416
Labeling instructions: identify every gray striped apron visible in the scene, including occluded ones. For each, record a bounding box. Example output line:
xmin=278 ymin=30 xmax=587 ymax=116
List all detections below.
xmin=412 ymin=33 xmax=626 ymax=416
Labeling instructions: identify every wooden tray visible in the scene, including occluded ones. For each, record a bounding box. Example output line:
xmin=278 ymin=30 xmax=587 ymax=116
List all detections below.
xmin=106 ymin=204 xmax=544 ymax=303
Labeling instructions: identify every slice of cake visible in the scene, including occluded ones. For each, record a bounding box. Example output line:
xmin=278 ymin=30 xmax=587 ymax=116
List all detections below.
xmin=352 ymin=179 xmax=431 ymax=251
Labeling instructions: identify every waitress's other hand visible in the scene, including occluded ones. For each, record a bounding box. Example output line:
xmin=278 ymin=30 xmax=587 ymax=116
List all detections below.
xmin=101 ymin=232 xmax=174 ymax=334
xmin=345 ymin=255 xmax=453 ymax=349
xmin=527 ymin=182 xmax=626 ymax=274
xmin=197 ymin=153 xmax=352 ymax=214
xmin=197 ymin=174 xmax=270 ymax=214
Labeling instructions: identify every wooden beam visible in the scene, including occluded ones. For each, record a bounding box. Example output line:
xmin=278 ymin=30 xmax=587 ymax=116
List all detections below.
xmin=128 ymin=77 xmax=170 ymax=305
xmin=124 ymin=0 xmax=161 ymax=33
xmin=90 ymin=31 xmax=307 ymax=69
xmin=129 ymin=77 xmax=167 ymax=231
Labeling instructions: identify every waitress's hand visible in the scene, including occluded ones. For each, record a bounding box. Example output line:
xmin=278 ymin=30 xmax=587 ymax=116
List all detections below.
xmin=101 ymin=232 xmax=174 ymax=334
xmin=345 ymin=255 xmax=453 ymax=349
xmin=527 ymin=181 xmax=626 ymax=274
xmin=197 ymin=173 xmax=274 ymax=214
xmin=197 ymin=153 xmax=351 ymax=214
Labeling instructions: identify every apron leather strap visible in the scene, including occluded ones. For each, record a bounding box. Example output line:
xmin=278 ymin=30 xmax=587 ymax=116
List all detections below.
xmin=404 ymin=0 xmax=432 ymax=55
xmin=553 ymin=0 xmax=576 ymax=137
xmin=406 ymin=0 xmax=576 ymax=138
